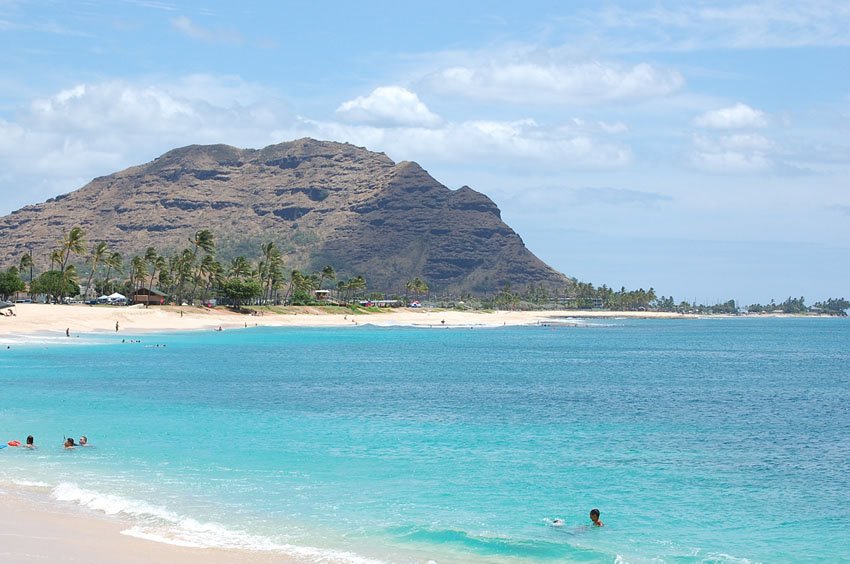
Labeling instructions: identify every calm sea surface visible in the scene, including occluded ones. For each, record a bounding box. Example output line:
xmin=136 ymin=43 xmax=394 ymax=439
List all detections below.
xmin=1 ymin=318 xmax=848 ymax=563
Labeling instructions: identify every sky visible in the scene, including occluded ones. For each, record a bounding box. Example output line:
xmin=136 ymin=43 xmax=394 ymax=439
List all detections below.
xmin=1 ymin=0 xmax=848 ymax=305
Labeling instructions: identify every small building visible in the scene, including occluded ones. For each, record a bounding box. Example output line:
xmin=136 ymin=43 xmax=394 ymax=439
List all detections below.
xmin=133 ymin=288 xmax=167 ymax=306
xmin=313 ymin=290 xmax=332 ymax=301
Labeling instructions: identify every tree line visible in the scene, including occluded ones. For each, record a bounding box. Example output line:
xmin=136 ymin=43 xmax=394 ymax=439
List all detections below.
xmin=0 ymin=226 xmax=430 ymax=308
xmin=0 ymin=226 xmax=846 ymax=316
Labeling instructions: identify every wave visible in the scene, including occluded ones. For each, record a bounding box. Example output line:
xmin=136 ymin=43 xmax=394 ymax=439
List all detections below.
xmin=51 ymin=482 xmax=385 ymax=563
xmin=387 ymin=524 xmax=611 ymax=561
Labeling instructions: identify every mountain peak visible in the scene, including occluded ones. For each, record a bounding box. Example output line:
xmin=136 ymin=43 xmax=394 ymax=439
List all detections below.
xmin=0 ymin=139 xmax=569 ymax=294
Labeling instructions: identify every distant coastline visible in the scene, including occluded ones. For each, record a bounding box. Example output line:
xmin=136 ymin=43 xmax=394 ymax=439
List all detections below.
xmin=0 ymin=303 xmax=841 ymax=340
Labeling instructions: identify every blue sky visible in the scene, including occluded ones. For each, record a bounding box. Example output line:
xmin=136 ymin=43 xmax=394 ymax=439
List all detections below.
xmin=1 ymin=0 xmax=848 ymax=304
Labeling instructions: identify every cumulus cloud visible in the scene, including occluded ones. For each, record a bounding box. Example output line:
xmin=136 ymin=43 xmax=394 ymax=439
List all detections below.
xmin=691 ymin=132 xmax=773 ymax=173
xmin=422 ymin=60 xmax=684 ymax=105
xmin=0 ymin=76 xmax=635 ymax=215
xmin=694 ymin=103 xmax=768 ymax=129
xmin=275 ymin=117 xmax=632 ymax=169
xmin=0 ymin=76 xmax=290 ymax=212
xmin=336 ymin=86 xmax=441 ymax=127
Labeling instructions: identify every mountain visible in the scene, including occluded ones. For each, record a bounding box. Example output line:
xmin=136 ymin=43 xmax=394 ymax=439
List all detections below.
xmin=0 ymin=138 xmax=570 ymax=294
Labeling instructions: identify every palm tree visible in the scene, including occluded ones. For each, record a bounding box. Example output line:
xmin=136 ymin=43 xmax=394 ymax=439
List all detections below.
xmin=198 ymin=255 xmax=219 ymax=303
xmin=144 ymin=247 xmax=159 ymax=289
xmin=84 ymin=242 xmax=109 ymax=299
xmin=406 ymin=277 xmax=429 ymax=303
xmin=259 ymin=242 xmax=283 ymax=304
xmin=102 ymin=252 xmax=123 ymax=296
xmin=19 ymin=251 xmax=33 ymax=299
xmin=129 ymin=255 xmax=146 ymax=294
xmin=228 ymin=256 xmax=252 ymax=280
xmin=284 ymin=269 xmax=303 ymax=304
xmin=58 ymin=226 xmax=86 ymax=300
xmin=189 ymin=230 xmax=215 ymax=304
xmin=319 ymin=265 xmax=335 ymax=290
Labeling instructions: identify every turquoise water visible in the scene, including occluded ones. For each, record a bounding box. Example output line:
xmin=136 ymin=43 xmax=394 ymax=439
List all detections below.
xmin=1 ymin=318 xmax=848 ymax=563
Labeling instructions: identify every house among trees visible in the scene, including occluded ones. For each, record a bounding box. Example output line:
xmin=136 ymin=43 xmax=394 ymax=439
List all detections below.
xmin=133 ymin=287 xmax=168 ymax=306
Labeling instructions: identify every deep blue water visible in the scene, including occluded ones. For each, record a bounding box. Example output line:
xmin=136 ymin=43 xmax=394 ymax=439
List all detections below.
xmin=1 ymin=318 xmax=848 ymax=563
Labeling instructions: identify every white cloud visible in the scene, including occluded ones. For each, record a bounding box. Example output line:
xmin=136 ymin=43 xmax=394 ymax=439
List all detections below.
xmin=695 ymin=103 xmax=768 ymax=129
xmin=336 ymin=86 xmax=441 ymax=127
xmin=274 ymin=117 xmax=632 ymax=169
xmin=422 ymin=59 xmax=683 ymax=105
xmin=691 ymin=133 xmax=773 ymax=173
xmin=0 ymin=76 xmax=291 ymax=212
xmin=0 ymin=76 xmax=635 ymax=215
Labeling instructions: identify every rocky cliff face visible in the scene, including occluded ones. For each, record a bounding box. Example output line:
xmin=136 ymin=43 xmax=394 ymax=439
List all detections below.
xmin=0 ymin=138 xmax=570 ymax=294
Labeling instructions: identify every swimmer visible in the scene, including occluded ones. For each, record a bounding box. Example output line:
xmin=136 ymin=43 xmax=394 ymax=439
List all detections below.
xmin=79 ymin=435 xmax=88 ymax=446
xmin=25 ymin=435 xmax=35 ymax=449
xmin=64 ymin=437 xmax=76 ymax=449
xmin=551 ymin=518 xmax=565 ymax=527
xmin=590 ymin=508 xmax=603 ymax=527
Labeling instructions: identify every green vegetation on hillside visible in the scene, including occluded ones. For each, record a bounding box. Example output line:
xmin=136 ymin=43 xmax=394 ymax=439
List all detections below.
xmin=1 ymin=225 xmax=846 ymax=316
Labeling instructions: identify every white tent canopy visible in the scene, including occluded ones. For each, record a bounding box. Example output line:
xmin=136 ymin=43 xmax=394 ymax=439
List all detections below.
xmin=107 ymin=293 xmax=127 ymax=301
xmin=98 ymin=295 xmax=110 ymax=301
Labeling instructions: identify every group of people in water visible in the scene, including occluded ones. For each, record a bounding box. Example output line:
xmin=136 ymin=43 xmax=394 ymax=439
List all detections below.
xmin=1 ymin=435 xmax=90 ymax=449
xmin=63 ymin=435 xmax=89 ymax=448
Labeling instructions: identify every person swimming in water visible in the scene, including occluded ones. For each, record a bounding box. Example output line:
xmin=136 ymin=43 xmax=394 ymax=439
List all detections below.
xmin=590 ymin=508 xmax=603 ymax=527
xmin=64 ymin=437 xmax=76 ymax=449
xmin=79 ymin=435 xmax=88 ymax=446
xmin=25 ymin=435 xmax=35 ymax=448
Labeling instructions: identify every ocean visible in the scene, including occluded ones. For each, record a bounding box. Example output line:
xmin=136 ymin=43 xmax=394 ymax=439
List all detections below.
xmin=1 ymin=317 xmax=848 ymax=563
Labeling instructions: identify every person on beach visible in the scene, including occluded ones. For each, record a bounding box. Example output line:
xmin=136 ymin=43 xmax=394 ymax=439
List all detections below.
xmin=66 ymin=327 xmax=70 ymax=337
xmin=115 ymin=321 xmax=119 ymax=332
xmin=64 ymin=437 xmax=76 ymax=449
xmin=25 ymin=435 xmax=35 ymax=448
xmin=590 ymin=508 xmax=603 ymax=527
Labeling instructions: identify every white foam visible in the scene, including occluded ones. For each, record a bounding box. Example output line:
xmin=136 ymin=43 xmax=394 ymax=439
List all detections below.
xmin=52 ymin=482 xmax=386 ymax=563
xmin=52 ymin=482 xmax=181 ymax=522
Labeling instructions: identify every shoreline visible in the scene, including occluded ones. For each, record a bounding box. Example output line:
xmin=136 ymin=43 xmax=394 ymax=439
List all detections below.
xmin=0 ymin=303 xmax=703 ymax=340
xmin=0 ymin=303 xmax=836 ymax=340
xmin=0 ymin=483 xmax=284 ymax=563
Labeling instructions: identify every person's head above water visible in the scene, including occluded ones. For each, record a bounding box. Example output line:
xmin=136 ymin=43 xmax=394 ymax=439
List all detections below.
xmin=79 ymin=435 xmax=87 ymax=445
xmin=64 ymin=437 xmax=76 ymax=448
xmin=26 ymin=435 xmax=34 ymax=446
xmin=590 ymin=508 xmax=603 ymax=526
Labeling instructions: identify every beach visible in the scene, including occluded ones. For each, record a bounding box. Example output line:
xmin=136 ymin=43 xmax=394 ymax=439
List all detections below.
xmin=0 ymin=485 xmax=276 ymax=563
xmin=0 ymin=303 xmax=691 ymax=338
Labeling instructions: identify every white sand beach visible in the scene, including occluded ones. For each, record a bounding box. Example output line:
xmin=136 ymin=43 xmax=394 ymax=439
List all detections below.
xmin=0 ymin=486 xmax=284 ymax=563
xmin=0 ymin=303 xmax=692 ymax=338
